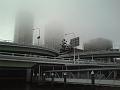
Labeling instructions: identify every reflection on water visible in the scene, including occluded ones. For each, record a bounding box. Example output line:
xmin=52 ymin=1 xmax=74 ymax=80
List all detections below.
xmin=0 ymin=82 xmax=87 ymax=90
xmin=0 ymin=81 xmax=120 ymax=90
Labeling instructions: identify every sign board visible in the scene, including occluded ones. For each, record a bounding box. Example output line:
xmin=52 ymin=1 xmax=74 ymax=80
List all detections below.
xmin=70 ymin=37 xmax=79 ymax=47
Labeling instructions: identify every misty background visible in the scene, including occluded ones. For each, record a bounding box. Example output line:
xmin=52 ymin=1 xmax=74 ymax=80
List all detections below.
xmin=0 ymin=0 xmax=120 ymax=49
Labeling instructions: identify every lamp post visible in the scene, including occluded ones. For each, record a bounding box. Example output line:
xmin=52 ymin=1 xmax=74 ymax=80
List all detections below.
xmin=63 ymin=72 xmax=67 ymax=85
xmin=32 ymin=27 xmax=40 ymax=46
xmin=51 ymin=72 xmax=55 ymax=86
xmin=91 ymin=70 xmax=95 ymax=85
xmin=43 ymin=73 xmax=46 ymax=81
xmin=65 ymin=33 xmax=76 ymax=64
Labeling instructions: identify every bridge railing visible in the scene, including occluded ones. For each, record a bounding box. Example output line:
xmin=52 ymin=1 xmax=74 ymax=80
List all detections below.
xmin=60 ymin=49 xmax=120 ymax=57
xmin=44 ymin=67 xmax=120 ymax=81
xmin=0 ymin=51 xmax=120 ymax=65
xmin=74 ymin=59 xmax=120 ymax=65
xmin=0 ymin=52 xmax=75 ymax=64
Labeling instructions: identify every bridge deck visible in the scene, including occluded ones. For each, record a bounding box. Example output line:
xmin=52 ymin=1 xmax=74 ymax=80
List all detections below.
xmin=0 ymin=54 xmax=120 ymax=67
xmin=45 ymin=67 xmax=120 ymax=73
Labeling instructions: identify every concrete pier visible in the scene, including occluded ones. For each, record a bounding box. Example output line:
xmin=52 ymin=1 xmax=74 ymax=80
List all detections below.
xmin=26 ymin=69 xmax=31 ymax=82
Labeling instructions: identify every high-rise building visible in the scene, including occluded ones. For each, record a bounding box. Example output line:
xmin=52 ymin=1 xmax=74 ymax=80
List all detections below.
xmin=44 ymin=22 xmax=64 ymax=52
xmin=14 ymin=12 xmax=34 ymax=45
xmin=84 ymin=38 xmax=113 ymax=51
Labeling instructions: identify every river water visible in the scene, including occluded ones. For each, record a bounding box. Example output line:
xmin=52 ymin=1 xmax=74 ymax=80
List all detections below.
xmin=0 ymin=81 xmax=120 ymax=90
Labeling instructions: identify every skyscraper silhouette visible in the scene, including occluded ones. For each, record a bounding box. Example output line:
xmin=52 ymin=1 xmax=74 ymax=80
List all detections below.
xmin=44 ymin=21 xmax=64 ymax=52
xmin=14 ymin=11 xmax=34 ymax=45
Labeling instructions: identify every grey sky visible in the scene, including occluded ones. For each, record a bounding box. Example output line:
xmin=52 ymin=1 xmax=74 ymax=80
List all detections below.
xmin=0 ymin=0 xmax=120 ymax=49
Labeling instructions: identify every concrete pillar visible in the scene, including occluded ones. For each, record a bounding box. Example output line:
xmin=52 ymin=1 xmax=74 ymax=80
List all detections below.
xmin=62 ymin=66 xmax=64 ymax=78
xmin=26 ymin=69 xmax=31 ymax=82
xmin=108 ymin=57 xmax=112 ymax=63
xmin=65 ymin=65 xmax=67 ymax=70
xmin=114 ymin=58 xmax=116 ymax=63
xmin=91 ymin=55 xmax=94 ymax=61
xmin=31 ymin=69 xmax=35 ymax=82
xmin=53 ymin=66 xmax=55 ymax=70
xmin=77 ymin=72 xmax=80 ymax=79
xmin=87 ymin=71 xmax=89 ymax=79
xmin=38 ymin=65 xmax=41 ymax=81
xmin=100 ymin=71 xmax=102 ymax=75
xmin=114 ymin=71 xmax=117 ymax=80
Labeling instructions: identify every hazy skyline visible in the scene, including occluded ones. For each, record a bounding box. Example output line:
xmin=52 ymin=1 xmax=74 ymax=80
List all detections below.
xmin=0 ymin=0 xmax=120 ymax=49
xmin=14 ymin=11 xmax=33 ymax=45
xmin=44 ymin=21 xmax=64 ymax=51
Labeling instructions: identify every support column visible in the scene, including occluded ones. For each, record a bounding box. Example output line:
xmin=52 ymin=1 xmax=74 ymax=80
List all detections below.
xmin=108 ymin=57 xmax=111 ymax=63
xmin=100 ymin=71 xmax=102 ymax=76
xmin=114 ymin=71 xmax=117 ymax=80
xmin=77 ymin=72 xmax=80 ymax=79
xmin=26 ymin=69 xmax=31 ymax=82
xmin=65 ymin=65 xmax=68 ymax=70
xmin=62 ymin=66 xmax=64 ymax=78
xmin=53 ymin=66 xmax=55 ymax=70
xmin=87 ymin=71 xmax=89 ymax=79
xmin=114 ymin=58 xmax=116 ymax=63
xmin=31 ymin=69 xmax=35 ymax=83
xmin=38 ymin=65 xmax=41 ymax=81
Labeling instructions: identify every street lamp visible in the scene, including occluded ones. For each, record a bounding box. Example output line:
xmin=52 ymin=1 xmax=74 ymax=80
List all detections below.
xmin=43 ymin=73 xmax=46 ymax=80
xmin=65 ymin=32 xmax=76 ymax=64
xmin=32 ymin=27 xmax=40 ymax=46
xmin=91 ymin=70 xmax=95 ymax=85
xmin=51 ymin=72 xmax=55 ymax=85
xmin=63 ymin=72 xmax=67 ymax=84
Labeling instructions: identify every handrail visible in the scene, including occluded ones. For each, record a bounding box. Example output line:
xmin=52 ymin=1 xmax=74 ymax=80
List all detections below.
xmin=0 ymin=41 xmax=59 ymax=54
xmin=0 ymin=51 xmax=120 ymax=65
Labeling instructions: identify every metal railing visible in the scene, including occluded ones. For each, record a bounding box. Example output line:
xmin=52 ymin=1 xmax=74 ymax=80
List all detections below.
xmin=61 ymin=49 xmax=120 ymax=57
xmin=0 ymin=51 xmax=119 ymax=65
xmin=0 ymin=41 xmax=59 ymax=53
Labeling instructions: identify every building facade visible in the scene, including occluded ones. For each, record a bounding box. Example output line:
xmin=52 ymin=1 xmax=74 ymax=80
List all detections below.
xmin=14 ymin=12 xmax=34 ymax=45
xmin=44 ymin=22 xmax=64 ymax=52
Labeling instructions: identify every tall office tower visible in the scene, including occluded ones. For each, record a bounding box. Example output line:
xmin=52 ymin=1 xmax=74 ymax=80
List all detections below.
xmin=44 ymin=22 xmax=64 ymax=52
xmin=14 ymin=12 xmax=34 ymax=45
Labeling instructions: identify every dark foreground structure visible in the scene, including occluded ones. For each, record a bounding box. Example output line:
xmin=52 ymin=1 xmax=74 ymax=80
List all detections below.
xmin=1 ymin=81 xmax=120 ymax=90
xmin=0 ymin=41 xmax=59 ymax=82
xmin=0 ymin=41 xmax=120 ymax=90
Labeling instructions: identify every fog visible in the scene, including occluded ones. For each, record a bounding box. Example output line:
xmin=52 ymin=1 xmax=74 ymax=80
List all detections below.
xmin=84 ymin=38 xmax=113 ymax=51
xmin=0 ymin=0 xmax=120 ymax=49
xmin=44 ymin=21 xmax=64 ymax=51
xmin=14 ymin=11 xmax=33 ymax=45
